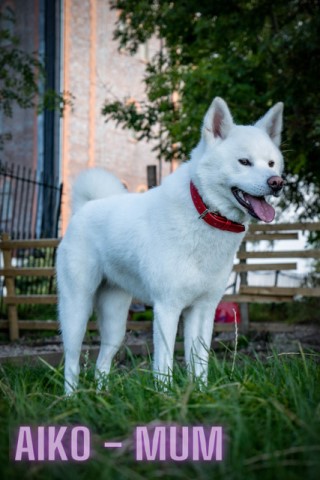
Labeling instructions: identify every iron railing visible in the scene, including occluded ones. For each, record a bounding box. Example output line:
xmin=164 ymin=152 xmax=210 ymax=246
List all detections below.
xmin=0 ymin=161 xmax=62 ymax=317
xmin=0 ymin=161 xmax=63 ymax=239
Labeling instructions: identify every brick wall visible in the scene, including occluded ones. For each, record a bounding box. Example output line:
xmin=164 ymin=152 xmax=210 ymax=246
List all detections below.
xmin=0 ymin=0 xmax=172 ymax=234
xmin=61 ymin=0 xmax=170 ymax=231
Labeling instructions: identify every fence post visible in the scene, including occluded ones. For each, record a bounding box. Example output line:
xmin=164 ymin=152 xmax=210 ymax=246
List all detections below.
xmin=239 ymin=240 xmax=249 ymax=334
xmin=1 ymin=233 xmax=19 ymax=340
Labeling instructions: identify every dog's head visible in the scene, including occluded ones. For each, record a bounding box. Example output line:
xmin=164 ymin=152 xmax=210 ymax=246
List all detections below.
xmin=192 ymin=97 xmax=285 ymax=224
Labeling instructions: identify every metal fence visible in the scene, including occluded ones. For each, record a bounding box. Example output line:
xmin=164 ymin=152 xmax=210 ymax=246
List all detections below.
xmin=0 ymin=161 xmax=63 ymax=317
xmin=0 ymin=161 xmax=63 ymax=239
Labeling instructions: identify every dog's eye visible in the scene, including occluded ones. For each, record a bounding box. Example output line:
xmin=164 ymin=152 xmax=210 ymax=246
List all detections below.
xmin=238 ymin=158 xmax=252 ymax=166
xmin=268 ymin=160 xmax=275 ymax=168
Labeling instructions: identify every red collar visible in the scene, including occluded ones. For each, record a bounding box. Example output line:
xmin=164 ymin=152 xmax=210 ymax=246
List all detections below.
xmin=190 ymin=181 xmax=246 ymax=233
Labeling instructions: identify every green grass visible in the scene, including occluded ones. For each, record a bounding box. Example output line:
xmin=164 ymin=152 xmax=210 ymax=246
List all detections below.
xmin=249 ymin=298 xmax=320 ymax=324
xmin=0 ymin=349 xmax=319 ymax=480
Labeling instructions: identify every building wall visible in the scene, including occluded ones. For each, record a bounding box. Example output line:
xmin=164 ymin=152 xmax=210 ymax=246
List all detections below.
xmin=1 ymin=0 xmax=171 ymax=235
xmin=61 ymin=0 xmax=170 ymax=232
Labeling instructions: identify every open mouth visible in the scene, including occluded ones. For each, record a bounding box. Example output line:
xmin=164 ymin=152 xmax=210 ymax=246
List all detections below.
xmin=231 ymin=187 xmax=275 ymax=223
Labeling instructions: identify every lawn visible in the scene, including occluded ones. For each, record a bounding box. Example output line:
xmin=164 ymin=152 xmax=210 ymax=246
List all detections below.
xmin=0 ymin=347 xmax=319 ymax=480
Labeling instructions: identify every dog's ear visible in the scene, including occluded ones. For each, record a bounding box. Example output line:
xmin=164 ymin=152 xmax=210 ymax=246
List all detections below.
xmin=255 ymin=102 xmax=284 ymax=147
xmin=203 ymin=97 xmax=233 ymax=141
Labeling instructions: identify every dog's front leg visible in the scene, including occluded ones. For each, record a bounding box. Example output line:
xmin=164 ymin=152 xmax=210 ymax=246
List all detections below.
xmin=153 ymin=304 xmax=181 ymax=388
xmin=183 ymin=300 xmax=216 ymax=386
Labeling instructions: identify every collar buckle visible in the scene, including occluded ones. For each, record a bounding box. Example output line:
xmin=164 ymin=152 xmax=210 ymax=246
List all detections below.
xmin=198 ymin=209 xmax=210 ymax=220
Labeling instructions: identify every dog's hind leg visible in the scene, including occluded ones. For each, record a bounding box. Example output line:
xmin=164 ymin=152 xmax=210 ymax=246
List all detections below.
xmin=59 ymin=291 xmax=94 ymax=395
xmin=95 ymin=284 xmax=132 ymax=389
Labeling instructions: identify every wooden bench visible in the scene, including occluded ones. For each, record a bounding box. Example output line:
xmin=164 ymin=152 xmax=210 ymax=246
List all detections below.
xmin=1 ymin=222 xmax=320 ymax=340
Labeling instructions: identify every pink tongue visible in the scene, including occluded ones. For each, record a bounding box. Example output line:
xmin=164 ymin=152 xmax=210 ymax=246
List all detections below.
xmin=244 ymin=193 xmax=275 ymax=223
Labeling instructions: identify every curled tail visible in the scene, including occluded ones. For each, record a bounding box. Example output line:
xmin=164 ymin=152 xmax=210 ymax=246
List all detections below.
xmin=71 ymin=168 xmax=127 ymax=215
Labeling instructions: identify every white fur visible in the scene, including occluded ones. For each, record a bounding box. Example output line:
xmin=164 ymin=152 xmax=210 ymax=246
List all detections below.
xmin=72 ymin=168 xmax=126 ymax=214
xmin=57 ymin=97 xmax=284 ymax=394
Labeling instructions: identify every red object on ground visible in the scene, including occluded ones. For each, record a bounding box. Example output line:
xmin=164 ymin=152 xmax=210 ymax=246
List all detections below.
xmin=215 ymin=302 xmax=241 ymax=323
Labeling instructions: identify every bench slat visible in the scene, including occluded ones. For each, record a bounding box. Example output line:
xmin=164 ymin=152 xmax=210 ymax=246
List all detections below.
xmin=233 ymin=262 xmax=297 ymax=272
xmin=0 ymin=267 xmax=55 ymax=277
xmin=237 ymin=249 xmax=320 ymax=259
xmin=3 ymin=295 xmax=57 ymax=305
xmin=240 ymin=286 xmax=320 ymax=297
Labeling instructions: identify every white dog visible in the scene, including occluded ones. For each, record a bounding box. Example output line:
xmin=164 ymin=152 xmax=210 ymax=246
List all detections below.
xmin=57 ymin=97 xmax=284 ymax=394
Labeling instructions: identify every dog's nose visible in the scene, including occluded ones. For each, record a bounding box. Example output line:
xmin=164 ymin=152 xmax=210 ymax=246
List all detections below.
xmin=267 ymin=176 xmax=284 ymax=191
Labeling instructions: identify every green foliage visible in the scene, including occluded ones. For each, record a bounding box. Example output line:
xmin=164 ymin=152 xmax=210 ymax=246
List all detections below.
xmin=103 ymin=1 xmax=320 ymax=217
xmin=0 ymin=11 xmax=72 ymax=149
xmin=250 ymin=297 xmax=320 ymax=324
xmin=0 ymin=352 xmax=319 ymax=479
xmin=0 ymin=11 xmax=40 ymax=117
